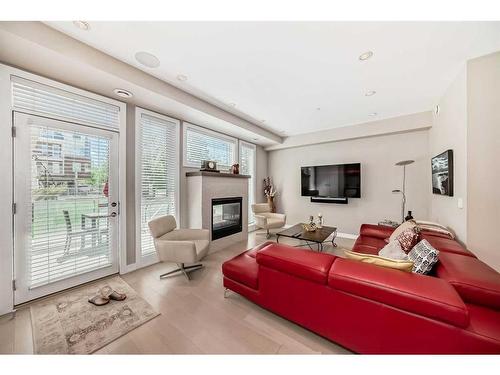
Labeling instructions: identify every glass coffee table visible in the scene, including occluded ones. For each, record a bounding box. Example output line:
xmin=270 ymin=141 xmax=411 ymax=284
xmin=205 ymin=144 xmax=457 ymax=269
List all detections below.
xmin=276 ymin=223 xmax=338 ymax=252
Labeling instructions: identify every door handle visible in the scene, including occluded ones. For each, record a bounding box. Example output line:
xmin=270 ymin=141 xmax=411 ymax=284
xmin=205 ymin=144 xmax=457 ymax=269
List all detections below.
xmin=109 ymin=212 xmax=117 ymax=218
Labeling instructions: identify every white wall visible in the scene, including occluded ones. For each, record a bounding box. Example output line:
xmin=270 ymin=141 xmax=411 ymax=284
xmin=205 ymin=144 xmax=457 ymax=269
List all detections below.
xmin=467 ymin=51 xmax=500 ymax=271
xmin=268 ymin=130 xmax=430 ymax=235
xmin=266 ymin=111 xmax=432 ymax=151
xmin=428 ymin=66 xmax=468 ymax=243
xmin=0 ymin=66 xmax=13 ymax=316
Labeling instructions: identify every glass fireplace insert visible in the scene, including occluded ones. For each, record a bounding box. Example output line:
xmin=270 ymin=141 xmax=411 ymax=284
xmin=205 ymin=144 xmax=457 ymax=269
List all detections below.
xmin=212 ymin=197 xmax=243 ymax=240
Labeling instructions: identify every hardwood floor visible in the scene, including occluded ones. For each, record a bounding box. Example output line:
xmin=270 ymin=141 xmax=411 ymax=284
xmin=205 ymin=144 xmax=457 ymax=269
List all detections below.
xmin=0 ymin=232 xmax=354 ymax=354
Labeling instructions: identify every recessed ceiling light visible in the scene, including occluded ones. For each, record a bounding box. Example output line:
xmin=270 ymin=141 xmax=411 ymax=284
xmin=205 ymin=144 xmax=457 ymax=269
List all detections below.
xmin=359 ymin=51 xmax=373 ymax=61
xmin=365 ymin=90 xmax=377 ymax=97
xmin=368 ymin=112 xmax=378 ymax=117
xmin=316 ymin=107 xmax=321 ymax=111
xmin=73 ymin=21 xmax=90 ymax=31
xmin=134 ymin=51 xmax=160 ymax=68
xmin=113 ymin=88 xmax=133 ymax=98
xmin=177 ymin=74 xmax=188 ymax=82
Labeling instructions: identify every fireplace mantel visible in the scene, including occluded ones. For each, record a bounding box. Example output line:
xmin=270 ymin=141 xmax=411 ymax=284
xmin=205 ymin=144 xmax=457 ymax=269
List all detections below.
xmin=186 ymin=171 xmax=250 ymax=179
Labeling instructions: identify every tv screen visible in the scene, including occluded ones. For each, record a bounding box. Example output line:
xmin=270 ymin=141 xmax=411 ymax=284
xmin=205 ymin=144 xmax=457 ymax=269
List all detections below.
xmin=301 ymin=163 xmax=361 ymax=198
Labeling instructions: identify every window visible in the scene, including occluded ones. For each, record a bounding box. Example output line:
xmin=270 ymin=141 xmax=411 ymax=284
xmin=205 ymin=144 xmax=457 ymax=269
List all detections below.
xmin=239 ymin=141 xmax=257 ymax=225
xmin=136 ymin=109 xmax=180 ymax=259
xmin=184 ymin=123 xmax=237 ymax=171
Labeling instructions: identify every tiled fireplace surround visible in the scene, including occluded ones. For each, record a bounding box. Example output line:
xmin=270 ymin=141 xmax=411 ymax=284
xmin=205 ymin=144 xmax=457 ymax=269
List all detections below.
xmin=186 ymin=171 xmax=250 ymax=252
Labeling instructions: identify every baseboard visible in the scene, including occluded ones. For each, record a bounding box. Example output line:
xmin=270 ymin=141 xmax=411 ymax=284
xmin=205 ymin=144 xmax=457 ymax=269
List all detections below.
xmin=119 ymin=263 xmax=137 ymax=275
xmin=337 ymin=232 xmax=359 ymax=240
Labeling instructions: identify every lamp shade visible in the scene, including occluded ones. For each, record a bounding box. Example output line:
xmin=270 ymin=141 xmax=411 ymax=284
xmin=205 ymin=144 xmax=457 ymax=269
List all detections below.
xmin=395 ymin=160 xmax=414 ymax=166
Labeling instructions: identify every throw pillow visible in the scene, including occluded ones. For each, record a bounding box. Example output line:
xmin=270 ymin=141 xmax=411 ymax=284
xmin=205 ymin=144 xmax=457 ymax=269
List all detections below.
xmin=344 ymin=250 xmax=414 ymax=272
xmin=396 ymin=228 xmax=420 ymax=253
xmin=378 ymin=240 xmax=409 ymax=260
xmin=408 ymin=239 xmax=440 ymax=274
xmin=388 ymin=220 xmax=416 ymax=242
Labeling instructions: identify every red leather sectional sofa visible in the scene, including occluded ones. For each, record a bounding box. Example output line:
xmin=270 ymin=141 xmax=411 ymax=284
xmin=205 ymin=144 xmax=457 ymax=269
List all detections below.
xmin=222 ymin=224 xmax=500 ymax=354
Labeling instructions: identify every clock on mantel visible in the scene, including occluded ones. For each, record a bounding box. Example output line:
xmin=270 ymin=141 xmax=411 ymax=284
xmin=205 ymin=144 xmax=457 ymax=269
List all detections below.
xmin=200 ymin=160 xmax=220 ymax=173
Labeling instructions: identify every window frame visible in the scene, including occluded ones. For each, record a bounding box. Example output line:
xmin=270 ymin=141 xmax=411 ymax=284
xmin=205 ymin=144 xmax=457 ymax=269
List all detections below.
xmin=238 ymin=140 xmax=257 ymax=226
xmin=135 ymin=107 xmax=180 ymax=268
xmin=183 ymin=122 xmax=238 ymax=170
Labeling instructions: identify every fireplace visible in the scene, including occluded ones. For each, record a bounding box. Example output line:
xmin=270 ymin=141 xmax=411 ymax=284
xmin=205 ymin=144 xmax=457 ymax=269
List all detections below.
xmin=212 ymin=197 xmax=243 ymax=240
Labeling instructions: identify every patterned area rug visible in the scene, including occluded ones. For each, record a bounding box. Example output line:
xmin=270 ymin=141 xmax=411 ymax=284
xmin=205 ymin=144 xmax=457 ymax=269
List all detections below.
xmin=30 ymin=276 xmax=159 ymax=354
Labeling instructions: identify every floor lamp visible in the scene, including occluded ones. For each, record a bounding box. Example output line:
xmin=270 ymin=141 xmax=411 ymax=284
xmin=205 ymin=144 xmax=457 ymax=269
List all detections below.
xmin=392 ymin=160 xmax=414 ymax=223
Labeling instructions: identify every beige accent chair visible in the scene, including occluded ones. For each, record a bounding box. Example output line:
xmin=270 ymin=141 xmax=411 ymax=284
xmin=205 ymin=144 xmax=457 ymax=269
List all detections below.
xmin=252 ymin=203 xmax=286 ymax=238
xmin=148 ymin=215 xmax=210 ymax=280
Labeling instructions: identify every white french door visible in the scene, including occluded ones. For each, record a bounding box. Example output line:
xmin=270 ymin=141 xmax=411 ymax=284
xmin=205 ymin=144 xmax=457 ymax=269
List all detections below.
xmin=13 ymin=112 xmax=120 ymax=304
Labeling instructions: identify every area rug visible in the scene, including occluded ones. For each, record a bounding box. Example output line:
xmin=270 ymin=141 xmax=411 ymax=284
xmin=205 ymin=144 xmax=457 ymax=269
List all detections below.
xmin=30 ymin=276 xmax=159 ymax=354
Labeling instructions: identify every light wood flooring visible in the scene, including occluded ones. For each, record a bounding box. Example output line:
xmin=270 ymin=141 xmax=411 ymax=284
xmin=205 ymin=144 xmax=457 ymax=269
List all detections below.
xmin=0 ymin=232 xmax=354 ymax=354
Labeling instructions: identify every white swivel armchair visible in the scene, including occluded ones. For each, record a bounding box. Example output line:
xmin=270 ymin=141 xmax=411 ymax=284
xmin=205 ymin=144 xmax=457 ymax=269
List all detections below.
xmin=252 ymin=203 xmax=286 ymax=238
xmin=148 ymin=215 xmax=210 ymax=280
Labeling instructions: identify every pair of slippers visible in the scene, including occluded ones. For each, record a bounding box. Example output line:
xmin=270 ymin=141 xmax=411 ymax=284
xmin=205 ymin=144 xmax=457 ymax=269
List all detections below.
xmin=88 ymin=285 xmax=126 ymax=306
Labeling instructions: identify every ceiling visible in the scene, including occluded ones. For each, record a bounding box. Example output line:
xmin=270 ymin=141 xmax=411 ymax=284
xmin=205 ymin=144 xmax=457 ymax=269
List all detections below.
xmin=46 ymin=21 xmax=500 ymax=137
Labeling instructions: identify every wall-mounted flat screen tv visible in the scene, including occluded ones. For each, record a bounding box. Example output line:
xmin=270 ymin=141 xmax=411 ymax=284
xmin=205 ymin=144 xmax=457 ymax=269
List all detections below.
xmin=301 ymin=163 xmax=361 ymax=198
xmin=432 ymin=149 xmax=453 ymax=196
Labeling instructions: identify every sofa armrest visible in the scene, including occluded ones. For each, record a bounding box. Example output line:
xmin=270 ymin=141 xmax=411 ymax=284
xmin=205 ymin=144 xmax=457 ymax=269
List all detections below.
xmin=256 ymin=243 xmax=336 ymax=284
xmin=254 ymin=214 xmax=268 ymax=228
xmin=329 ymin=258 xmax=469 ymax=328
xmin=359 ymin=224 xmax=395 ymax=240
xmin=268 ymin=213 xmax=286 ymax=222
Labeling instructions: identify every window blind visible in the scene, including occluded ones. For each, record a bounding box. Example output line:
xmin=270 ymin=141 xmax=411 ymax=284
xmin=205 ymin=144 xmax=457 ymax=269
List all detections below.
xmin=12 ymin=77 xmax=121 ymax=130
xmin=184 ymin=124 xmax=236 ymax=170
xmin=239 ymin=141 xmax=257 ymax=225
xmin=139 ymin=113 xmax=178 ymax=257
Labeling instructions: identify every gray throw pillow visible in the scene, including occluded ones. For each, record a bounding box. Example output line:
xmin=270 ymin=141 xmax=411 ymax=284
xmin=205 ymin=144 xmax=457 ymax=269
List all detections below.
xmin=408 ymin=239 xmax=440 ymax=274
xmin=378 ymin=240 xmax=409 ymax=260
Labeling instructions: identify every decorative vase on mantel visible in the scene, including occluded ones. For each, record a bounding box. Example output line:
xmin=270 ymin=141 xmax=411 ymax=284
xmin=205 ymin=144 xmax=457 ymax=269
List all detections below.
xmin=267 ymin=195 xmax=276 ymax=213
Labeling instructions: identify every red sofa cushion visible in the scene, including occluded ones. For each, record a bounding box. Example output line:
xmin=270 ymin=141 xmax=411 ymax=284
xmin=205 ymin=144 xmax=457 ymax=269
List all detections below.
xmin=246 ymin=241 xmax=275 ymax=258
xmin=359 ymin=224 xmax=395 ymax=239
xmin=329 ymin=258 xmax=469 ymax=328
xmin=421 ymin=233 xmax=474 ymax=257
xmin=256 ymin=243 xmax=336 ymax=284
xmin=436 ymin=252 xmax=500 ymax=310
xmin=222 ymin=248 xmax=264 ymax=290
xmin=466 ymin=304 xmax=500 ymax=341
xmin=352 ymin=235 xmax=387 ymax=255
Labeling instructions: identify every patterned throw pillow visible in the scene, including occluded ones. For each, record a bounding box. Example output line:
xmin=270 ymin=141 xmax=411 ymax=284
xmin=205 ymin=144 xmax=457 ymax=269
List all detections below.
xmin=388 ymin=220 xmax=416 ymax=242
xmin=408 ymin=239 xmax=440 ymax=274
xmin=396 ymin=228 xmax=419 ymax=253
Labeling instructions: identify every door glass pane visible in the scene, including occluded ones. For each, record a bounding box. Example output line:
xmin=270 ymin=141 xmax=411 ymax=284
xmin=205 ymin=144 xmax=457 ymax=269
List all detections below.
xmin=28 ymin=124 xmax=112 ymax=288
